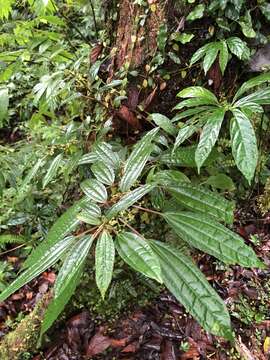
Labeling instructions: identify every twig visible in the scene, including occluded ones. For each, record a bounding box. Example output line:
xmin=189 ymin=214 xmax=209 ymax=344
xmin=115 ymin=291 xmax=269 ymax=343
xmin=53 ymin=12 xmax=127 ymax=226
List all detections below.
xmin=88 ymin=0 xmax=98 ymax=38
xmin=119 ymin=218 xmax=141 ymax=236
xmin=132 ymin=205 xmax=161 ymax=216
xmin=0 ymin=243 xmax=28 ymax=257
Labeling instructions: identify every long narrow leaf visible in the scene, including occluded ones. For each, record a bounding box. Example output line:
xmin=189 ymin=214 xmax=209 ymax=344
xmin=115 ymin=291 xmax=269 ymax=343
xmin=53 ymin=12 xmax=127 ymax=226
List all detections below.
xmin=106 ymin=184 xmax=154 ymax=219
xmin=24 ymin=198 xmax=87 ymax=269
xmin=55 ymin=235 xmax=94 ymax=297
xmin=95 ymin=231 xmax=115 ymax=299
xmin=163 ymin=212 xmax=264 ymax=268
xmin=150 ymin=240 xmax=233 ymax=340
xmin=120 ymin=128 xmax=159 ymax=192
xmin=230 ymin=109 xmax=258 ymax=183
xmin=166 ymin=182 xmax=234 ymax=224
xmin=0 ymin=236 xmax=75 ymax=302
xmin=195 ymin=108 xmax=225 ymax=171
xmin=115 ymin=232 xmax=163 ymax=283
xmin=42 ymin=153 xmax=63 ymax=188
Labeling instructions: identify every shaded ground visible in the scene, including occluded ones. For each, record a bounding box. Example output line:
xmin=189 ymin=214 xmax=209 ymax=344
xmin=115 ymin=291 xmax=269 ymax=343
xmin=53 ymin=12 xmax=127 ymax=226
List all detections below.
xmin=0 ymin=207 xmax=269 ymax=359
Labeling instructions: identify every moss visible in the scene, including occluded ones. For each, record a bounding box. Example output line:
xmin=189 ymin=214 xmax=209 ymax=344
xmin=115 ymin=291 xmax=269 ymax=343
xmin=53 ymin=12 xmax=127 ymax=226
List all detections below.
xmin=0 ymin=295 xmax=49 ymax=360
xmin=258 ymin=177 xmax=270 ymax=215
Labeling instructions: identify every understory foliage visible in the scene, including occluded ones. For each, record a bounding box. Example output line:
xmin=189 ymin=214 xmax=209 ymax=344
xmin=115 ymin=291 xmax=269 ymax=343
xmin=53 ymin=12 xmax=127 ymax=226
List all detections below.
xmin=0 ymin=0 xmax=270 ymax=346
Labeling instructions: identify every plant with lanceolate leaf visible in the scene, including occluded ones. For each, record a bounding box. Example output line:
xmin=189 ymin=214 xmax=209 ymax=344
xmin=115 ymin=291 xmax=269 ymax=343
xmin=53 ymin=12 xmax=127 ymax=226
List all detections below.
xmin=190 ymin=37 xmax=250 ymax=75
xmin=171 ymin=73 xmax=270 ymax=183
xmin=0 ymin=126 xmax=265 ymax=341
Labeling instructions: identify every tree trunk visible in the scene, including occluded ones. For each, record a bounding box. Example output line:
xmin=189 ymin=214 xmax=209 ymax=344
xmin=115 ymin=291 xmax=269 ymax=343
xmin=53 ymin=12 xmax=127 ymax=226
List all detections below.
xmin=110 ymin=0 xmax=167 ymax=73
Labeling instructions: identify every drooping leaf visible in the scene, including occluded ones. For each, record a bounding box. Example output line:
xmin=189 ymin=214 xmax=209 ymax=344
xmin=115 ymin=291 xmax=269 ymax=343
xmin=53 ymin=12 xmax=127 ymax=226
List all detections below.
xmin=81 ymin=179 xmax=107 ymax=203
xmin=150 ymin=113 xmax=177 ymax=136
xmin=95 ymin=231 xmax=115 ymax=299
xmin=42 ymin=153 xmax=63 ymax=188
xmin=219 ymin=41 xmax=229 ymax=75
xmin=195 ymin=108 xmax=225 ymax=171
xmin=233 ymin=72 xmax=270 ymax=101
xmin=203 ymin=43 xmax=219 ymax=74
xmin=166 ymin=182 xmax=234 ymax=224
xmin=115 ymin=232 xmax=162 ymax=283
xmin=174 ymin=124 xmax=198 ymax=148
xmin=172 ymin=106 xmax=216 ymax=122
xmin=91 ymin=161 xmax=115 ymax=186
xmin=24 ymin=199 xmax=87 ymax=269
xmin=0 ymin=236 xmax=75 ymax=302
xmin=190 ymin=43 xmax=211 ymax=66
xmin=150 ymin=240 xmax=233 ymax=340
xmin=40 ymin=257 xmax=84 ymax=337
xmin=120 ymin=128 xmax=159 ymax=192
xmin=234 ymin=88 xmax=270 ymax=107
xmin=230 ymin=109 xmax=258 ymax=183
xmin=106 ymin=184 xmax=154 ymax=219
xmin=0 ymin=88 xmax=9 ymax=125
xmin=55 ymin=235 xmax=94 ymax=297
xmin=163 ymin=212 xmax=264 ymax=268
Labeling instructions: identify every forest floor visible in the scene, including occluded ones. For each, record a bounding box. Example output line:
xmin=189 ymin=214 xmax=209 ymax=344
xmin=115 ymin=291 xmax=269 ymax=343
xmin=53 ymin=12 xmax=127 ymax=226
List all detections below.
xmin=1 ymin=204 xmax=270 ymax=360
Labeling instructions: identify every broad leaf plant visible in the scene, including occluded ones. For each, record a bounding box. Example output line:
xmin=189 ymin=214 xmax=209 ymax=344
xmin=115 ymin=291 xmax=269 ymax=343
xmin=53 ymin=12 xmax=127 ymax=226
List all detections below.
xmin=0 ymin=125 xmax=265 ymax=341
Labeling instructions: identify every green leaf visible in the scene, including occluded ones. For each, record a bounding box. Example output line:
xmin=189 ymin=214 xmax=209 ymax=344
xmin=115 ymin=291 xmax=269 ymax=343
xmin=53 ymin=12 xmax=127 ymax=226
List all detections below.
xmin=115 ymin=232 xmax=162 ymax=283
xmin=174 ymin=124 xmax=198 ymax=148
xmin=150 ymin=113 xmax=177 ymax=135
xmin=120 ymin=128 xmax=159 ymax=192
xmin=174 ymin=32 xmax=194 ymax=44
xmin=95 ymin=231 xmax=115 ymax=299
xmin=93 ymin=142 xmax=120 ymax=168
xmin=233 ymin=72 xmax=270 ymax=101
xmin=190 ymin=43 xmax=211 ymax=66
xmin=172 ymin=106 xmax=216 ymax=121
xmin=219 ymin=41 xmax=229 ymax=75
xmin=24 ymin=199 xmax=86 ymax=269
xmin=177 ymin=86 xmax=218 ymax=104
xmin=230 ymin=109 xmax=258 ymax=183
xmin=234 ymin=88 xmax=270 ymax=107
xmin=0 ymin=236 xmax=75 ymax=302
xmin=163 ymin=212 xmax=264 ymax=268
xmin=150 ymin=240 xmax=233 ymax=340
xmin=0 ymin=234 xmax=26 ymax=244
xmin=77 ymin=202 xmax=101 ymax=225
xmin=0 ymin=0 xmax=13 ymax=19
xmin=81 ymin=179 xmax=107 ymax=203
xmin=89 ymin=60 xmax=102 ymax=81
xmin=55 ymin=235 xmax=94 ymax=297
xmin=238 ymin=14 xmax=256 ymax=38
xmin=205 ymin=174 xmax=235 ymax=191
xmin=106 ymin=184 xmax=154 ymax=219
xmin=186 ymin=4 xmax=205 ymax=21
xmin=227 ymin=37 xmax=250 ymax=60
xmin=166 ymin=182 xmax=234 ymax=224
xmin=195 ymin=108 xmax=225 ymax=171
xmin=40 ymin=256 xmax=84 ymax=337
xmin=91 ymin=161 xmax=115 ymax=186
xmin=0 ymin=88 xmax=9 ymax=125
xmin=260 ymin=4 xmax=270 ymax=21
xmin=203 ymin=43 xmax=219 ymax=74
xmin=78 ymin=152 xmax=98 ymax=165
xmin=154 ymin=170 xmax=190 ymax=186
xmin=42 ymin=153 xmax=63 ymax=188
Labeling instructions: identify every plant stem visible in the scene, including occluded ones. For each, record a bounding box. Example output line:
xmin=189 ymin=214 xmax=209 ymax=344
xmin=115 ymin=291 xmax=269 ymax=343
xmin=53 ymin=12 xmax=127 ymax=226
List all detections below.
xmin=132 ymin=205 xmax=161 ymax=216
xmin=119 ymin=218 xmax=141 ymax=236
xmin=88 ymin=0 xmax=98 ymax=38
